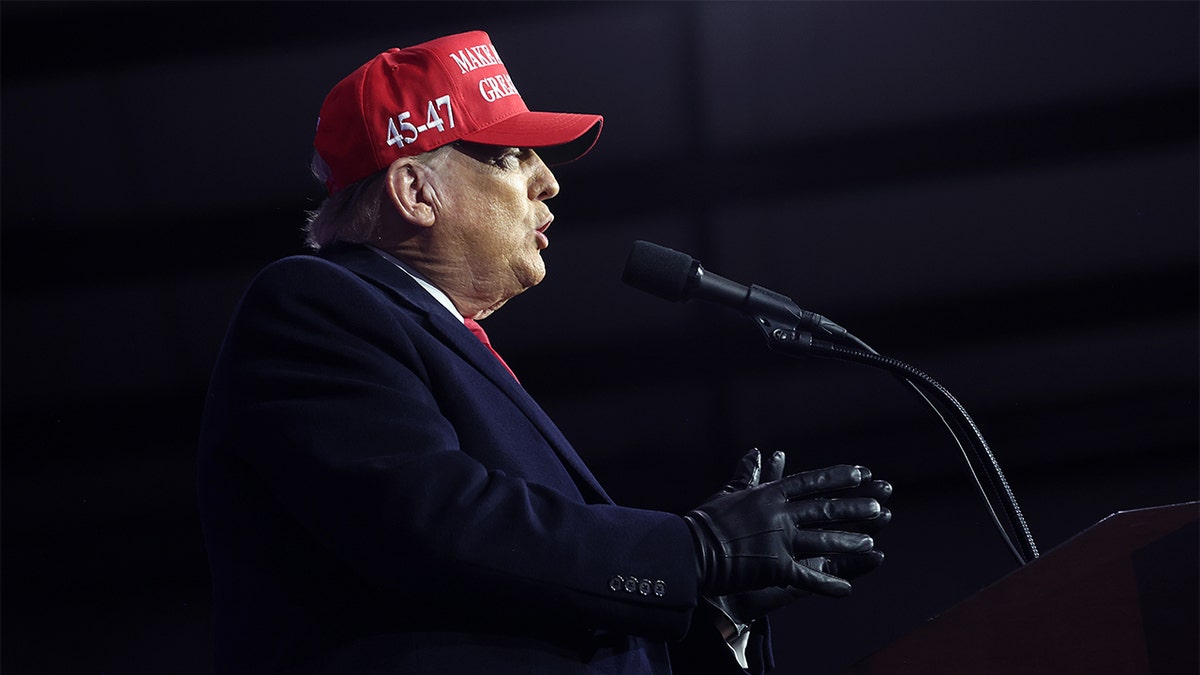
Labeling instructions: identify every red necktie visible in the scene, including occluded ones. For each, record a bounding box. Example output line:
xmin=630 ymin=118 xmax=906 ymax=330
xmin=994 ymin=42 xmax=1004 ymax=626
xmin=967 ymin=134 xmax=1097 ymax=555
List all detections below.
xmin=463 ymin=317 xmax=519 ymax=383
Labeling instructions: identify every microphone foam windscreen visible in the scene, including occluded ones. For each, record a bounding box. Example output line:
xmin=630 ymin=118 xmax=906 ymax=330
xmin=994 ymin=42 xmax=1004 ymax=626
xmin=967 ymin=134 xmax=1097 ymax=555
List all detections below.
xmin=622 ymin=241 xmax=694 ymax=301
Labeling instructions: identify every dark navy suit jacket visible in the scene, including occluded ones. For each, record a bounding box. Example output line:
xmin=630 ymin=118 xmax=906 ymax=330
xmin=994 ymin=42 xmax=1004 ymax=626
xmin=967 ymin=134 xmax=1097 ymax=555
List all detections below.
xmin=197 ymin=243 xmax=771 ymax=673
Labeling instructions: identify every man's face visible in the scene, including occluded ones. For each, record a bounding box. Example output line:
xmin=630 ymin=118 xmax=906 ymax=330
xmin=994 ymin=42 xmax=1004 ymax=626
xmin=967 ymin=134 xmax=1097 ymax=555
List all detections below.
xmin=430 ymin=142 xmax=560 ymax=316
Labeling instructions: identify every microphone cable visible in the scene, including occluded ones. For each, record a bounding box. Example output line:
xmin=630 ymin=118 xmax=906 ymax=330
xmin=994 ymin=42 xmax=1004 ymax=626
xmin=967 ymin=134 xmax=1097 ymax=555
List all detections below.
xmin=794 ymin=328 xmax=1040 ymax=565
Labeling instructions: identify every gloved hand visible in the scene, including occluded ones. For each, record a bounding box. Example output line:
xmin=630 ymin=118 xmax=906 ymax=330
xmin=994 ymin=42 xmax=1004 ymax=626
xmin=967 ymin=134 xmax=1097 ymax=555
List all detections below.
xmin=684 ymin=448 xmax=889 ymax=598
xmin=793 ymin=463 xmax=892 ymax=582
xmin=700 ymin=449 xmax=892 ymax=636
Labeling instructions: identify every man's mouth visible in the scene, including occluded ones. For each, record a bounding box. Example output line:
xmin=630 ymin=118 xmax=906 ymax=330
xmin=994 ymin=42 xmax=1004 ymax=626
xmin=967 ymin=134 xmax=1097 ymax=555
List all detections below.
xmin=535 ymin=216 xmax=553 ymax=249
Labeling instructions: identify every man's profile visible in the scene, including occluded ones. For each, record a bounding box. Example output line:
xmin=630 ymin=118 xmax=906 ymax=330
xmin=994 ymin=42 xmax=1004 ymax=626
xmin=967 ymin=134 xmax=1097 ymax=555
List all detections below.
xmin=197 ymin=30 xmax=890 ymax=674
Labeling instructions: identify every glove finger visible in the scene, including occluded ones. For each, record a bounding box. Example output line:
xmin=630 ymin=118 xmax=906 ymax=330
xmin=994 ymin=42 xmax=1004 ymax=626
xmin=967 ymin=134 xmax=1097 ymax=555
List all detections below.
xmin=864 ymin=506 xmax=892 ymax=533
xmin=797 ymin=556 xmax=827 ymax=572
xmin=722 ymin=448 xmax=762 ymax=492
xmin=719 ymin=585 xmax=808 ymax=624
xmin=840 ymin=479 xmax=893 ymax=505
xmin=775 ymin=464 xmax=866 ymax=499
xmin=823 ymin=550 xmax=885 ymax=580
xmin=791 ymin=529 xmax=875 ymax=555
xmin=788 ymin=561 xmax=853 ymax=597
xmin=761 ymin=450 xmax=786 ymax=484
xmin=830 ymin=506 xmax=892 ymax=534
xmin=790 ymin=496 xmax=882 ymax=525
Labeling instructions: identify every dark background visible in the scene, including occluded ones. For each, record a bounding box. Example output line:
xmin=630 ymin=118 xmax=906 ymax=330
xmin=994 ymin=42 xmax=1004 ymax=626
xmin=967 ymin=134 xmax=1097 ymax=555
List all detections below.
xmin=2 ymin=2 xmax=1196 ymax=673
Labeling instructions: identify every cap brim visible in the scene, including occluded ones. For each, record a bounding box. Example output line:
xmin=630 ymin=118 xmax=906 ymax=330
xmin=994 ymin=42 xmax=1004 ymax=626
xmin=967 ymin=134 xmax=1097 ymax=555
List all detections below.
xmin=462 ymin=111 xmax=603 ymax=165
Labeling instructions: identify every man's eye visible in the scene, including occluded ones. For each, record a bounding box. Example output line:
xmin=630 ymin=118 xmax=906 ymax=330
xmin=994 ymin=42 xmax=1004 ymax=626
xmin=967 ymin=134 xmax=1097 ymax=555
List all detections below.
xmin=455 ymin=142 xmax=529 ymax=169
xmin=487 ymin=147 xmax=530 ymax=168
xmin=488 ymin=149 xmax=523 ymax=168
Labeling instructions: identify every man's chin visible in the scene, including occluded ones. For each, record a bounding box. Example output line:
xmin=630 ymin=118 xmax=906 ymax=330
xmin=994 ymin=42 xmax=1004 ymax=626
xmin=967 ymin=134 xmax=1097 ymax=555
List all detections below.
xmin=519 ymin=263 xmax=547 ymax=293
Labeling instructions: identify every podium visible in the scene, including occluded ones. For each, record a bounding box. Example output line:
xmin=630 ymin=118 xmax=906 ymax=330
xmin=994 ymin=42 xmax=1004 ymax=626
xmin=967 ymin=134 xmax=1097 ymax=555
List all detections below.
xmin=844 ymin=501 xmax=1199 ymax=674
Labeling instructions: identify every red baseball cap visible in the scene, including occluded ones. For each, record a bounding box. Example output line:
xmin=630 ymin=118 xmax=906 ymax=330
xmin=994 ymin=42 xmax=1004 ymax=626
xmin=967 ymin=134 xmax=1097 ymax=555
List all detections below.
xmin=314 ymin=30 xmax=604 ymax=194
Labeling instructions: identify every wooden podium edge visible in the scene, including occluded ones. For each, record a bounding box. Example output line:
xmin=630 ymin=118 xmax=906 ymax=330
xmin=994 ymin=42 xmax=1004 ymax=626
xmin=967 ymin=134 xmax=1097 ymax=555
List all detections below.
xmin=842 ymin=501 xmax=1200 ymax=674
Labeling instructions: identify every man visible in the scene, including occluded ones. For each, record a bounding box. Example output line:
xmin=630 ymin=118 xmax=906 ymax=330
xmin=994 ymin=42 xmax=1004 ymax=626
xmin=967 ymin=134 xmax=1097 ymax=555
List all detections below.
xmin=198 ymin=30 xmax=891 ymax=674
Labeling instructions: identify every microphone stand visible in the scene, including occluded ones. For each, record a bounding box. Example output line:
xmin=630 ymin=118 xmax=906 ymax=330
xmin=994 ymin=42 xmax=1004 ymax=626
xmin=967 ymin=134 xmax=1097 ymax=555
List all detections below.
xmin=747 ymin=286 xmax=1040 ymax=566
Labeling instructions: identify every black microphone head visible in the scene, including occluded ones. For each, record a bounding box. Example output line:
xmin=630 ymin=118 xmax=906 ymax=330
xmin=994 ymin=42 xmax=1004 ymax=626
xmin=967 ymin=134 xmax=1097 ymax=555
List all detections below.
xmin=622 ymin=240 xmax=697 ymax=302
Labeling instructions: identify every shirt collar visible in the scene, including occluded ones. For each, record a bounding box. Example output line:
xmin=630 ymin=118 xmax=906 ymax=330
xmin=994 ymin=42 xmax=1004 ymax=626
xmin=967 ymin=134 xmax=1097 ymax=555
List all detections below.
xmin=367 ymin=245 xmax=464 ymax=323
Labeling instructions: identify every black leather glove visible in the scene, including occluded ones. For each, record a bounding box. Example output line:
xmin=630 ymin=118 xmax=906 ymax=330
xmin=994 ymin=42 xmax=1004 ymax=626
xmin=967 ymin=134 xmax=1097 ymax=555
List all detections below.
xmin=700 ymin=449 xmax=800 ymax=638
xmin=685 ymin=449 xmax=888 ymax=598
xmin=701 ymin=449 xmax=892 ymax=636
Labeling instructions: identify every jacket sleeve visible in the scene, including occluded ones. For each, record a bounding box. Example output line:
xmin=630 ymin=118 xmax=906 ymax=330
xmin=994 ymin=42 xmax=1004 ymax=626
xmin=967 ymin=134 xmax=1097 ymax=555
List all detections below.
xmin=202 ymin=256 xmax=701 ymax=640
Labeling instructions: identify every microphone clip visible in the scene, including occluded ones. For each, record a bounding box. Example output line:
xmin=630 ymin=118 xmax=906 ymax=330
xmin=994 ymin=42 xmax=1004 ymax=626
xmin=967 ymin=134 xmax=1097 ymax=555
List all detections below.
xmin=757 ymin=323 xmax=817 ymax=356
xmin=745 ymin=284 xmax=848 ymax=347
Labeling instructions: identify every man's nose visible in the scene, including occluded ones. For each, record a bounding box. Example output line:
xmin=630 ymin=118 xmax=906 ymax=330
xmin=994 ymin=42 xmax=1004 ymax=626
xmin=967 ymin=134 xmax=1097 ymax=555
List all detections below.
xmin=531 ymin=154 xmax=560 ymax=201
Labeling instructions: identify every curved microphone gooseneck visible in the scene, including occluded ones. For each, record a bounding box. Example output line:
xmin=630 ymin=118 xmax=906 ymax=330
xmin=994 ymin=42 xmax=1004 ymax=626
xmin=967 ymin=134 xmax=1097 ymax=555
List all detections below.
xmin=622 ymin=240 xmax=1039 ymax=566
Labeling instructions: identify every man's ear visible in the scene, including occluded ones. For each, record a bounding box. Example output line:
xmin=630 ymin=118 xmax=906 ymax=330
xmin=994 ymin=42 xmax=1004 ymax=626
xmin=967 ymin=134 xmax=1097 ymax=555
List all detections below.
xmin=385 ymin=158 xmax=436 ymax=227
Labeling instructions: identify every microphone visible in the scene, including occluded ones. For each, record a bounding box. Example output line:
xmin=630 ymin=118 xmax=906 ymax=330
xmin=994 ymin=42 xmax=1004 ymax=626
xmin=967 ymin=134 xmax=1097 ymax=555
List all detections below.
xmin=621 ymin=240 xmax=847 ymax=340
xmin=620 ymin=241 xmax=1040 ymax=565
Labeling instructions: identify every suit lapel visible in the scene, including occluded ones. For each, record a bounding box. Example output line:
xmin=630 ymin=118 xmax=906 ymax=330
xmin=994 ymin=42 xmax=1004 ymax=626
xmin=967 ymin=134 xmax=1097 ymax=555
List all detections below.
xmin=321 ymin=244 xmax=613 ymax=504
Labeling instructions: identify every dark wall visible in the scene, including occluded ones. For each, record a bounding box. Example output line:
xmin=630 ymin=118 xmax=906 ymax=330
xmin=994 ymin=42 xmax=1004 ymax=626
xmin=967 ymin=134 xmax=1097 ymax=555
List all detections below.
xmin=2 ymin=2 xmax=1196 ymax=673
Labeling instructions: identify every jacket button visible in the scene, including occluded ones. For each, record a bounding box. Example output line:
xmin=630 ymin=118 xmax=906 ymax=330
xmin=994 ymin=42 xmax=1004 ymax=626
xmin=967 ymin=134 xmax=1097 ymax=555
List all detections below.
xmin=624 ymin=577 xmax=638 ymax=593
xmin=638 ymin=579 xmax=652 ymax=596
xmin=653 ymin=580 xmax=666 ymax=597
xmin=608 ymin=575 xmax=624 ymax=592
